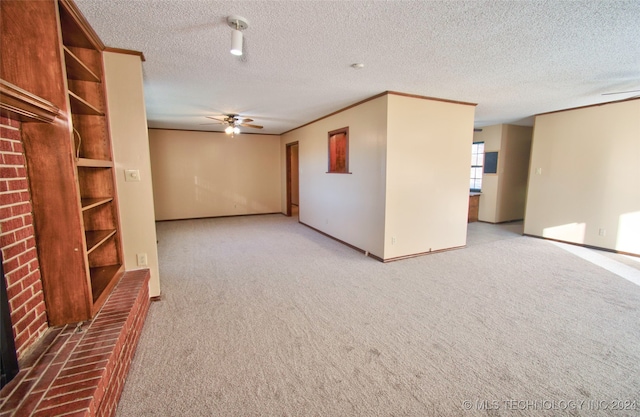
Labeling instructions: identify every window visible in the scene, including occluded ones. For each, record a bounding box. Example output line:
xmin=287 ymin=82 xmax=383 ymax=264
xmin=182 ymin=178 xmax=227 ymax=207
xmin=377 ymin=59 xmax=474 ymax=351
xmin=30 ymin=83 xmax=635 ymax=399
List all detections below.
xmin=470 ymin=141 xmax=484 ymax=191
xmin=328 ymin=127 xmax=349 ymax=173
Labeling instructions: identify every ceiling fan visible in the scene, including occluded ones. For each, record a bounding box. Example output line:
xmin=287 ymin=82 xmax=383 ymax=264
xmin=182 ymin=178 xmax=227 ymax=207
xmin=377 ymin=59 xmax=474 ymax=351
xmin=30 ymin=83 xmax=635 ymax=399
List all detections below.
xmin=202 ymin=114 xmax=263 ymax=136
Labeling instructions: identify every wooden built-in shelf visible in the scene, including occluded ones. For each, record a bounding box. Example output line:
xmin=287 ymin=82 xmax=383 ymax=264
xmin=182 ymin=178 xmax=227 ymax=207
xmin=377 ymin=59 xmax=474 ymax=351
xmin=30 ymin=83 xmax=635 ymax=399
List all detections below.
xmin=77 ymin=158 xmax=113 ymax=168
xmin=85 ymin=229 xmax=116 ymax=254
xmin=63 ymin=46 xmax=101 ymax=82
xmin=1 ymin=0 xmax=125 ymax=326
xmin=68 ymin=91 xmax=103 ymax=115
xmin=81 ymin=197 xmax=112 ymax=211
xmin=90 ymin=264 xmax=123 ymax=305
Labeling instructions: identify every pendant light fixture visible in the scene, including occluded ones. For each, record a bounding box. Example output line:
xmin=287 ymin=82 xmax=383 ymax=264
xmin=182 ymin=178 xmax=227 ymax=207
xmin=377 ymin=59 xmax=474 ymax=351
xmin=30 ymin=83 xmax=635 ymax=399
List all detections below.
xmin=227 ymin=15 xmax=249 ymax=56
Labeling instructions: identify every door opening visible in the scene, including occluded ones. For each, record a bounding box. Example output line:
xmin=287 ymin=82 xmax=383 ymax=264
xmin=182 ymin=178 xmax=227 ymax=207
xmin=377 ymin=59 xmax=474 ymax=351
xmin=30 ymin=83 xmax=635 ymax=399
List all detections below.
xmin=286 ymin=142 xmax=299 ymax=217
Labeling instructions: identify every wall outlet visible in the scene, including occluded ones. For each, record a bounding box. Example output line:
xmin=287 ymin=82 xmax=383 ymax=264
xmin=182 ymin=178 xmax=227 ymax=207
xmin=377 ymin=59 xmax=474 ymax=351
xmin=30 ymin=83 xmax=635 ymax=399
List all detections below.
xmin=136 ymin=253 xmax=148 ymax=266
xmin=391 ymin=237 xmax=396 ymax=245
xmin=598 ymin=228 xmax=606 ymax=237
xmin=536 ymin=167 xmax=542 ymax=175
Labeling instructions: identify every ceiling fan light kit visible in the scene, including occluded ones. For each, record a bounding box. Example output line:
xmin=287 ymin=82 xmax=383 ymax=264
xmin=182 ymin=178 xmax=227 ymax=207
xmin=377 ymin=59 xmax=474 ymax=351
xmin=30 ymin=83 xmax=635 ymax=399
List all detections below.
xmin=204 ymin=114 xmax=263 ymax=135
xmin=224 ymin=125 xmax=240 ymax=135
xmin=227 ymin=15 xmax=249 ymax=56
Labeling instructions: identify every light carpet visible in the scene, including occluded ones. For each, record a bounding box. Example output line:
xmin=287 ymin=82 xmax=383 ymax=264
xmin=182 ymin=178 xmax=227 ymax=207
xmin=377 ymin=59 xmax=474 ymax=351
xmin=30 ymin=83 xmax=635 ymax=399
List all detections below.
xmin=116 ymin=215 xmax=640 ymax=416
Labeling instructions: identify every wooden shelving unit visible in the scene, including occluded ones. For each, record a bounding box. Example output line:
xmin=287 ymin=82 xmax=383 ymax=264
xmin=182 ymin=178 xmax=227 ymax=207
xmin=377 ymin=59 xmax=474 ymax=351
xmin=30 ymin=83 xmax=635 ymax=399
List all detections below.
xmin=1 ymin=0 xmax=125 ymax=325
xmin=61 ymin=0 xmax=124 ymax=318
xmin=58 ymin=0 xmax=124 ymax=317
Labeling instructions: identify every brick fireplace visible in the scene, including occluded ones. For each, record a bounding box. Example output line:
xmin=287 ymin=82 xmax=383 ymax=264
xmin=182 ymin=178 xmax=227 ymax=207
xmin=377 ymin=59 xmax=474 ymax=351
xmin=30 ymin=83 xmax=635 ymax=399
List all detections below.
xmin=0 ymin=115 xmax=48 ymax=360
xmin=0 ymin=115 xmax=150 ymax=415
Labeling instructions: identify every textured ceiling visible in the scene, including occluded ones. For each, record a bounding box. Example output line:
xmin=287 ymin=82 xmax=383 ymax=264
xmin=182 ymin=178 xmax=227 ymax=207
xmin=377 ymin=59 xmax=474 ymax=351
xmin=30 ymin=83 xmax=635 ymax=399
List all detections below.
xmin=75 ymin=0 xmax=640 ymax=135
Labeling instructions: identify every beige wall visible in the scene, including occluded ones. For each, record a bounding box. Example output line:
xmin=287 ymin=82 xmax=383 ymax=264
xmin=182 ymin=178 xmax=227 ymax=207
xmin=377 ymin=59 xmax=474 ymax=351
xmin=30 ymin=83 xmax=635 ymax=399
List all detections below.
xmin=281 ymin=93 xmax=475 ymax=260
xmin=384 ymin=95 xmax=475 ymax=259
xmin=473 ymin=124 xmax=502 ymax=222
xmin=498 ymin=125 xmax=532 ymax=221
xmin=103 ymin=52 xmax=161 ymax=297
xmin=150 ymin=129 xmax=281 ymax=221
xmin=525 ymin=99 xmax=640 ymax=254
xmin=474 ymin=124 xmax=532 ymax=223
xmin=281 ymin=96 xmax=388 ymax=258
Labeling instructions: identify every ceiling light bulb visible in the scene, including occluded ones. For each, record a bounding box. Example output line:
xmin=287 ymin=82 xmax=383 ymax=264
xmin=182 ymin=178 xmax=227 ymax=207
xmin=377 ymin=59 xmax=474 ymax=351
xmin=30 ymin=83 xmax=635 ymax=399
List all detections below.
xmin=225 ymin=126 xmax=234 ymax=134
xmin=233 ymin=126 xmax=240 ymax=134
xmin=230 ymin=29 xmax=243 ymax=56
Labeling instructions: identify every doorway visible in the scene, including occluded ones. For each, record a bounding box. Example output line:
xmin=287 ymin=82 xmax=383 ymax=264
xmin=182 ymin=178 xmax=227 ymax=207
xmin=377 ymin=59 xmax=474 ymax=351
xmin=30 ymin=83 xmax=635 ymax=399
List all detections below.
xmin=285 ymin=142 xmax=299 ymax=218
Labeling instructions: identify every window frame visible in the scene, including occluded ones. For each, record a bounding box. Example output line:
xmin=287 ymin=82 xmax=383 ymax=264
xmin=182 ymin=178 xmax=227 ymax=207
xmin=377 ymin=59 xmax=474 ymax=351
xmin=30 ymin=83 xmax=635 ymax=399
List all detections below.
xmin=470 ymin=141 xmax=484 ymax=192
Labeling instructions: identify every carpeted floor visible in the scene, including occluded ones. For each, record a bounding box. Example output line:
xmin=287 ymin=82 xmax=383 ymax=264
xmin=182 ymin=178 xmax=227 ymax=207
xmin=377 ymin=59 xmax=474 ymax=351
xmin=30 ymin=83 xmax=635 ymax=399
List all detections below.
xmin=116 ymin=215 xmax=640 ymax=416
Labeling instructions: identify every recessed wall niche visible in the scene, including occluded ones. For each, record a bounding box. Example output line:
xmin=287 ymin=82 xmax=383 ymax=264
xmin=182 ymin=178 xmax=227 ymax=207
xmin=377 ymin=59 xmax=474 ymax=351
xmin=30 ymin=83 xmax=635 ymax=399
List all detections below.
xmin=327 ymin=127 xmax=349 ymax=173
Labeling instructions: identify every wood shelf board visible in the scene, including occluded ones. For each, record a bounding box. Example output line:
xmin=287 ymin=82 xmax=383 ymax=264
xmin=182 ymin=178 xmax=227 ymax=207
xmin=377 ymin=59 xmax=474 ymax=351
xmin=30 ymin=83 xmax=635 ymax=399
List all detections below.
xmin=81 ymin=197 xmax=112 ymax=211
xmin=77 ymin=158 xmax=113 ymax=168
xmin=85 ymin=229 xmax=116 ymax=254
xmin=90 ymin=264 xmax=123 ymax=306
xmin=68 ymin=91 xmax=103 ymax=116
xmin=63 ymin=47 xmax=100 ymax=82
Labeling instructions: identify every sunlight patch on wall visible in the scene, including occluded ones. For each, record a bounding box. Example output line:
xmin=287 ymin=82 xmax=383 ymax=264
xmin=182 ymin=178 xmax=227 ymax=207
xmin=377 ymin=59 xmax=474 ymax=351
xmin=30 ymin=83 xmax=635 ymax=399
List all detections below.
xmin=542 ymin=223 xmax=586 ymax=244
xmin=617 ymin=211 xmax=640 ymax=255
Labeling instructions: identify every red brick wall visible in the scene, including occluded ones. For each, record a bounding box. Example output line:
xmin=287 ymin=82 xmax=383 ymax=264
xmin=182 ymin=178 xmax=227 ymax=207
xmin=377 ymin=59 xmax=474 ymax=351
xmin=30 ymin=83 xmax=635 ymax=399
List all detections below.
xmin=0 ymin=115 xmax=49 ymax=358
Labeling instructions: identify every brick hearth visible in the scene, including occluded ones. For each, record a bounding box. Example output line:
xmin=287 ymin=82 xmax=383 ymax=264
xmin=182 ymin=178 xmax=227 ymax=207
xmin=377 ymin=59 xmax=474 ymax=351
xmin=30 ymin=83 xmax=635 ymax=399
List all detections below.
xmin=0 ymin=269 xmax=150 ymax=417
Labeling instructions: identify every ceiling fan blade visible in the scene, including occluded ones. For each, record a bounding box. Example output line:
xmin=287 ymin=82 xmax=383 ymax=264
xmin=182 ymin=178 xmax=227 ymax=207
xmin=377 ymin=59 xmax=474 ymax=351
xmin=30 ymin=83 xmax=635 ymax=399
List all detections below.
xmin=205 ymin=116 xmax=228 ymax=122
xmin=240 ymin=118 xmax=253 ymax=123
xmin=602 ymin=89 xmax=640 ymax=96
xmin=200 ymin=121 xmax=224 ymax=125
xmin=240 ymin=123 xmax=263 ymax=129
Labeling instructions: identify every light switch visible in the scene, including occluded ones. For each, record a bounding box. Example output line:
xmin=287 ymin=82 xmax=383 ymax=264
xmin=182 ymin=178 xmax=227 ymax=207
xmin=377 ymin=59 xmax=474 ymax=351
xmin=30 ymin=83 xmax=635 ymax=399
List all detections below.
xmin=125 ymin=169 xmax=141 ymax=182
